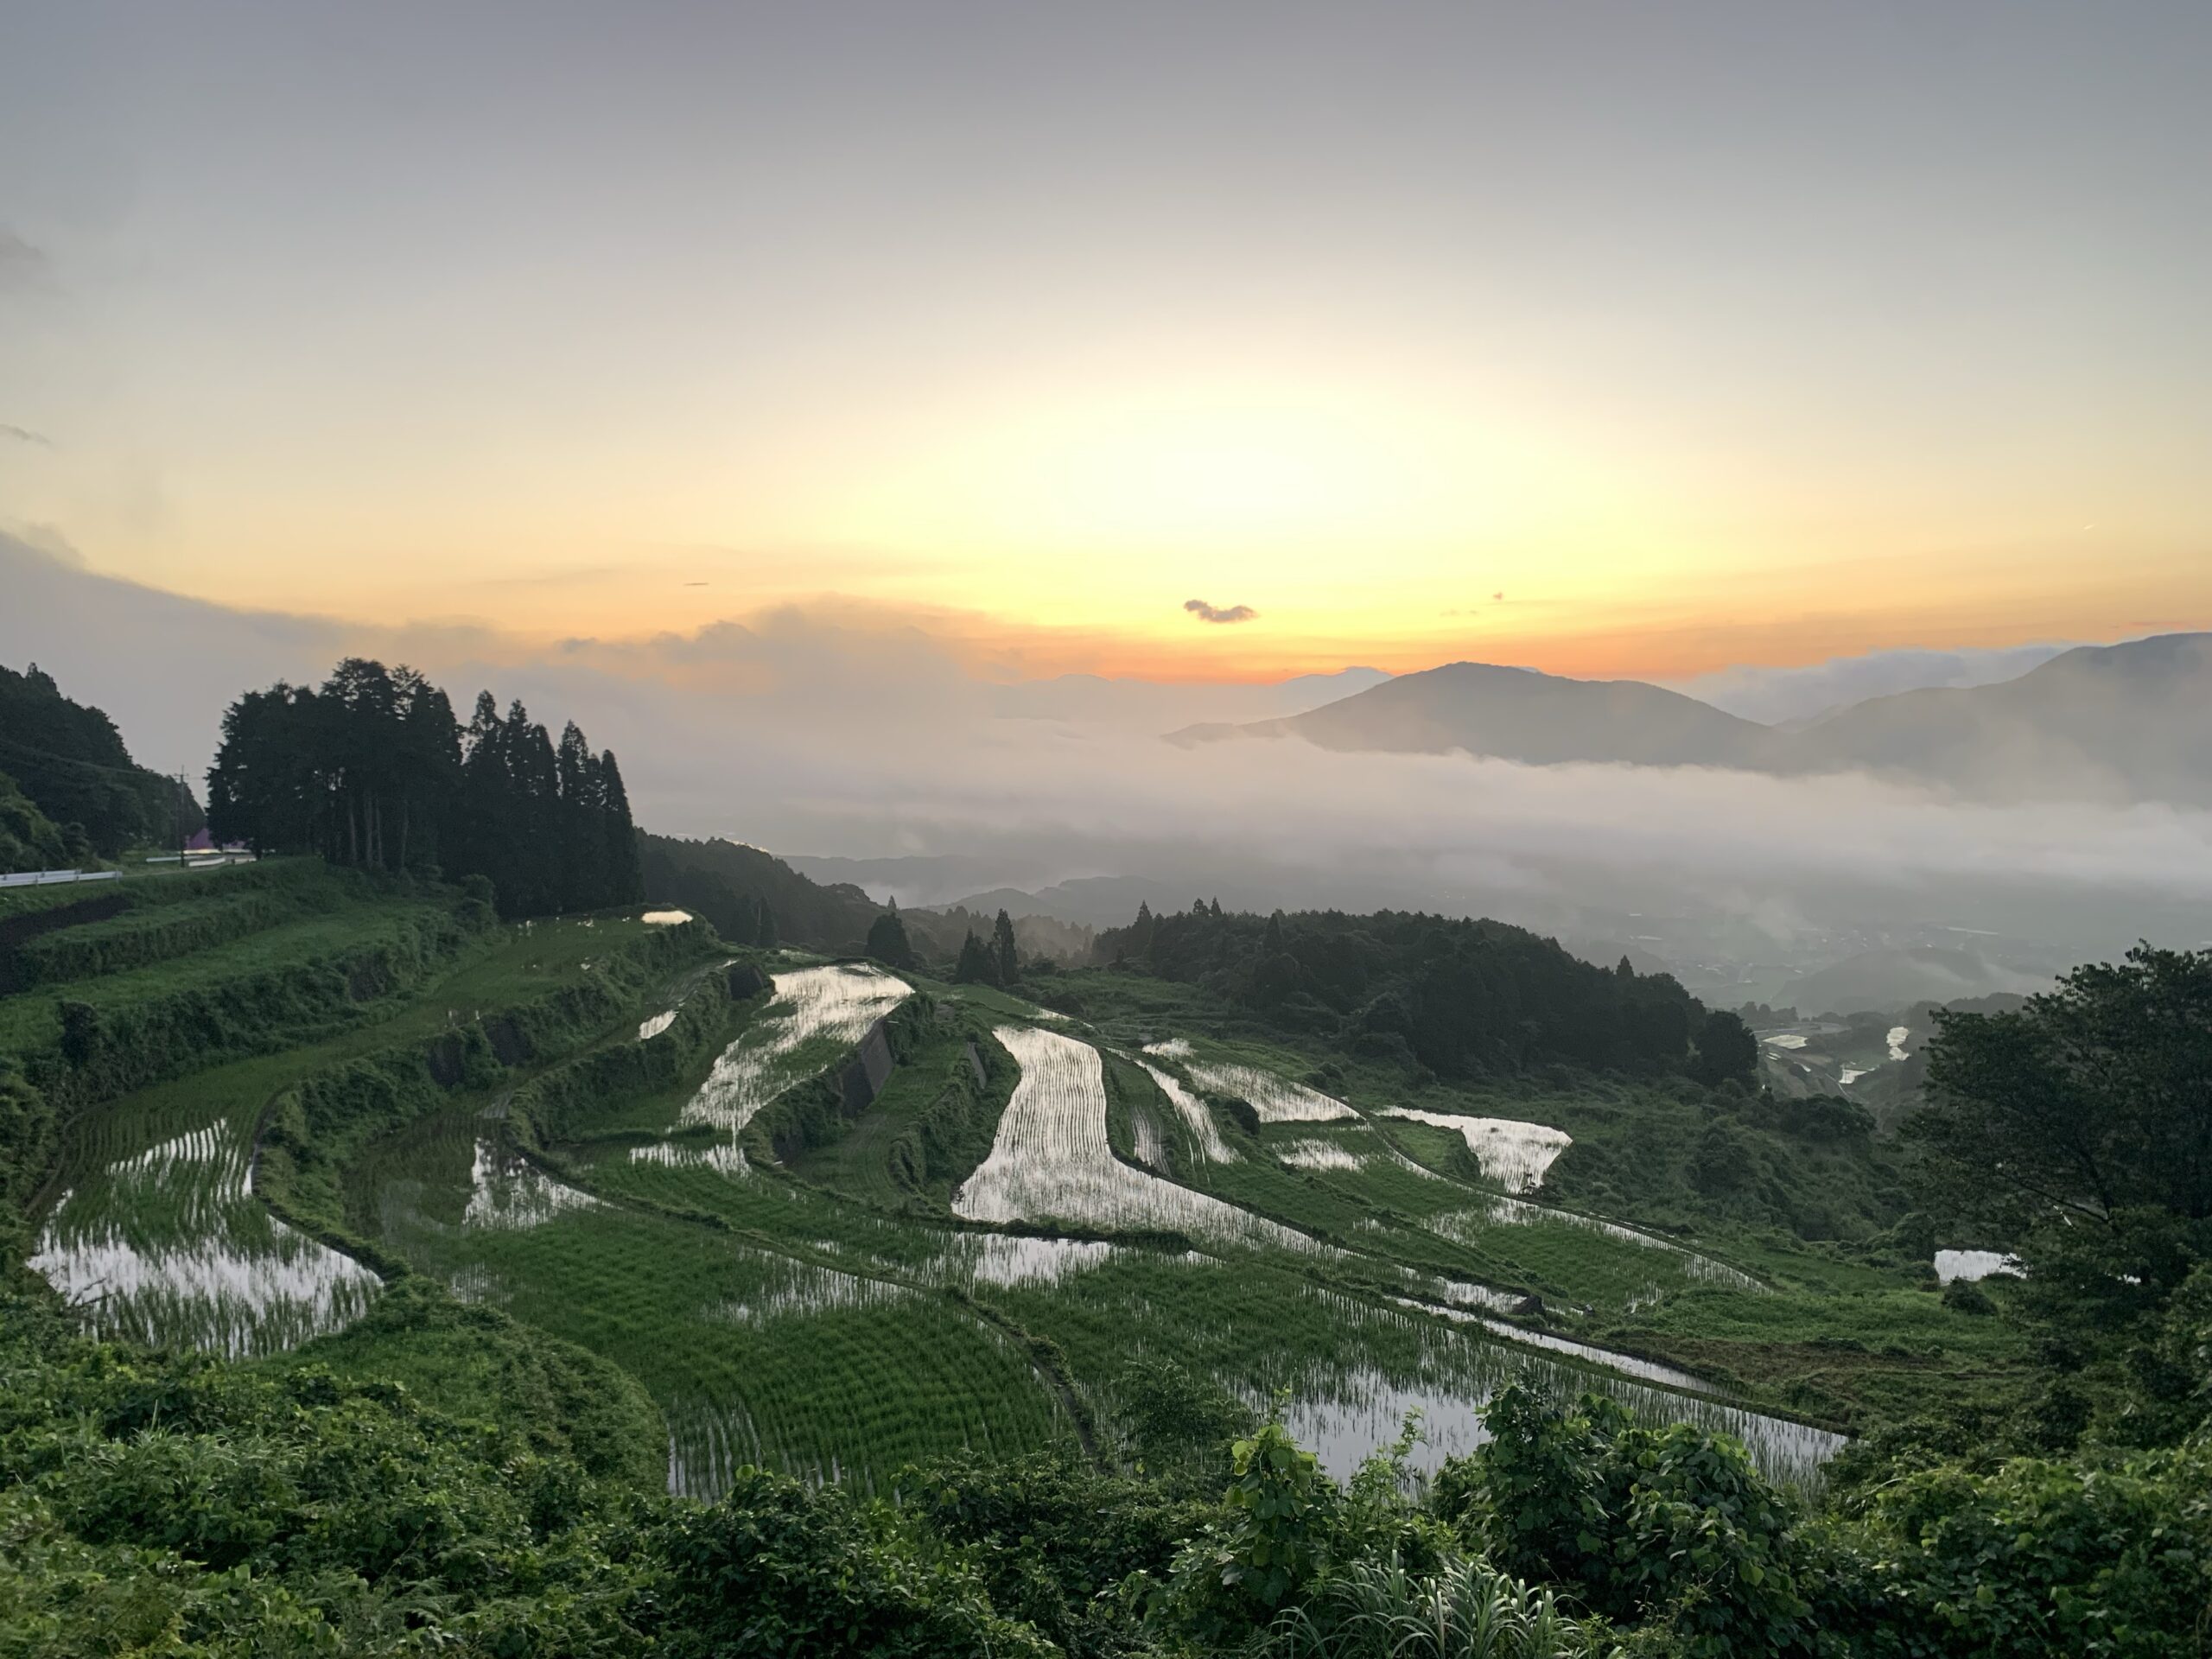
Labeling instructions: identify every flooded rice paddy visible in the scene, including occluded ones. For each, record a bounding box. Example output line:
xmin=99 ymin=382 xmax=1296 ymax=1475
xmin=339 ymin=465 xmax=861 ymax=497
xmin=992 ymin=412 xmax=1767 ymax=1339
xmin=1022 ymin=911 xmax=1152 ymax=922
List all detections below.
xmin=1135 ymin=1058 xmax=1238 ymax=1161
xmin=667 ymin=963 xmax=910 ymax=1159
xmin=462 ymin=1139 xmax=602 ymax=1230
xmin=1277 ymin=1136 xmax=1367 ymax=1172
xmin=1283 ymin=1355 xmax=1844 ymax=1489
xmin=1141 ymin=1041 xmax=1357 ymax=1122
xmin=1934 ymin=1248 xmax=2018 ymax=1283
xmin=32 ymin=1116 xmax=381 ymax=1358
xmin=957 ymin=1025 xmax=1325 ymax=1252
xmin=1380 ymin=1109 xmax=1571 ymax=1191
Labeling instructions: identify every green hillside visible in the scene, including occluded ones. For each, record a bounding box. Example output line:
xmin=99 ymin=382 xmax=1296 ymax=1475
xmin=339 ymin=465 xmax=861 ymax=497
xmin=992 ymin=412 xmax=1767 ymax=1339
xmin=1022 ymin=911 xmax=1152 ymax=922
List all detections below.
xmin=639 ymin=830 xmax=885 ymax=949
xmin=0 ymin=661 xmax=200 ymax=861
xmin=0 ymin=768 xmax=72 ymax=873
xmin=4 ymin=824 xmax=2208 ymax=1655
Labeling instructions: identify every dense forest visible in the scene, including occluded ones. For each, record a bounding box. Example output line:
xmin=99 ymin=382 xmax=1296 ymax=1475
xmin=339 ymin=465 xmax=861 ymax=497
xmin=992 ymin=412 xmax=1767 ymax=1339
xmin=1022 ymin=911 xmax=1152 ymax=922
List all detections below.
xmin=639 ymin=833 xmax=1090 ymax=967
xmin=1093 ymin=902 xmax=1758 ymax=1086
xmin=207 ymin=658 xmax=642 ymax=917
xmin=0 ymin=771 xmax=72 ymax=874
xmin=639 ymin=832 xmax=882 ymax=949
xmin=0 ymin=661 xmax=202 ymax=865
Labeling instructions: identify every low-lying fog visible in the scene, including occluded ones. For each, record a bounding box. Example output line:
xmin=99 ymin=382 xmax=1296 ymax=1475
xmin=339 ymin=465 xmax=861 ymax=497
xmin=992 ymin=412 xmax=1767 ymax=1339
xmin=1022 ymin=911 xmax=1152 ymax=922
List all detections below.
xmin=10 ymin=532 xmax=2210 ymax=1006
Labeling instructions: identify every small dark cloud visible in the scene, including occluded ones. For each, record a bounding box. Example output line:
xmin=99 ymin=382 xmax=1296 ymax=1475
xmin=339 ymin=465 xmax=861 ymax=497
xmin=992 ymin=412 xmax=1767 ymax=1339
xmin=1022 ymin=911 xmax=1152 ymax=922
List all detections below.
xmin=0 ymin=229 xmax=51 ymax=291
xmin=1185 ymin=598 xmax=1258 ymax=625
xmin=2 ymin=423 xmax=51 ymax=447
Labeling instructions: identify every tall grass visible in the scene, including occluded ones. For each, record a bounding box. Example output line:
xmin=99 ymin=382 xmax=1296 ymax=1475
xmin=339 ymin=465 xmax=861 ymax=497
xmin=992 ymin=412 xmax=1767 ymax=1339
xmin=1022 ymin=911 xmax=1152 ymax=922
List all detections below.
xmin=1268 ymin=1554 xmax=1594 ymax=1659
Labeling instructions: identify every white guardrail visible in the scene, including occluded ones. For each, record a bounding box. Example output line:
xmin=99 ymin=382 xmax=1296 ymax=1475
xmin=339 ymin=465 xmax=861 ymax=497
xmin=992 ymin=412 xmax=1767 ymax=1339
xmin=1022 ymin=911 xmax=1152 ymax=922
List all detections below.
xmin=0 ymin=854 xmax=255 ymax=888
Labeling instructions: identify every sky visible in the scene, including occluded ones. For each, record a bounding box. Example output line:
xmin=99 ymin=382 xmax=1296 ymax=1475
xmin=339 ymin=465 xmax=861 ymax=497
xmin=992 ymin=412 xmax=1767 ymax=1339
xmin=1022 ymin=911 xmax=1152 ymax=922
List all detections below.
xmin=3 ymin=2 xmax=2210 ymax=683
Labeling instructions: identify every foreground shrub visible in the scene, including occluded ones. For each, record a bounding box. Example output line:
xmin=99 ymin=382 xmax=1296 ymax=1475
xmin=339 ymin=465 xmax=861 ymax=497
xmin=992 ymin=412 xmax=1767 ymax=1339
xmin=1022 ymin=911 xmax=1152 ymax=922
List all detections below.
xmin=1436 ymin=1388 xmax=1816 ymax=1659
xmin=1838 ymin=1440 xmax=2212 ymax=1658
xmin=901 ymin=1449 xmax=1205 ymax=1657
xmin=649 ymin=1466 xmax=1056 ymax=1659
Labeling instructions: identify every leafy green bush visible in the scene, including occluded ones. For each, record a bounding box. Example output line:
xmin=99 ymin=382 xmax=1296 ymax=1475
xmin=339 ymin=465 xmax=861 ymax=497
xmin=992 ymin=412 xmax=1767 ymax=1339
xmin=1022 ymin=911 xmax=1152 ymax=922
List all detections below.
xmin=0 ymin=1287 xmax=652 ymax=1656
xmin=899 ymin=1450 xmax=1205 ymax=1656
xmin=1437 ymin=1387 xmax=1817 ymax=1658
xmin=1838 ymin=1441 xmax=2212 ymax=1659
xmin=649 ymin=1466 xmax=1056 ymax=1658
xmin=1159 ymin=1417 xmax=1340 ymax=1643
xmin=281 ymin=1279 xmax=667 ymax=1491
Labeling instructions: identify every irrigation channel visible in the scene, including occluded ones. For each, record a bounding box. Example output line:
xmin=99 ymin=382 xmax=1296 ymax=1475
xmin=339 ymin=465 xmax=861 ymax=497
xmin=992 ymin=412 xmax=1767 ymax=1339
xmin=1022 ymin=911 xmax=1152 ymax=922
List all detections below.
xmin=33 ymin=962 xmax=1845 ymax=1495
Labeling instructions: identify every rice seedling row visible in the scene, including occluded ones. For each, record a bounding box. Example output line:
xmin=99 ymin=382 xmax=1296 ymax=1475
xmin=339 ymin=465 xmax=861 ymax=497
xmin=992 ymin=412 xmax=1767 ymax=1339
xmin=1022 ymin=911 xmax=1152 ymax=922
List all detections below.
xmin=374 ymin=1163 xmax=1071 ymax=1492
xmin=973 ymin=1248 xmax=1843 ymax=1487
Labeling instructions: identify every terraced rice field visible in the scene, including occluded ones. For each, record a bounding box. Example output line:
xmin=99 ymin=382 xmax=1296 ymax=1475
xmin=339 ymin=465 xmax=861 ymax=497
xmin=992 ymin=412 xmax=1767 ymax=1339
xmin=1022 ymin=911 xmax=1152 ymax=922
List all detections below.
xmin=1379 ymin=1109 xmax=1573 ymax=1192
xmin=23 ymin=869 xmax=1857 ymax=1499
xmin=1134 ymin=1058 xmax=1238 ymax=1161
xmin=20 ymin=907 xmax=705 ymax=1351
xmin=668 ymin=963 xmax=910 ymax=1154
xmin=383 ymin=1185 xmax=1071 ymax=1493
xmin=957 ymin=1026 xmax=1323 ymax=1251
xmin=978 ymin=1248 xmax=1844 ymax=1487
xmin=1434 ymin=1197 xmax=1768 ymax=1294
xmin=33 ymin=1111 xmax=380 ymax=1358
xmin=1142 ymin=1040 xmax=1357 ymax=1122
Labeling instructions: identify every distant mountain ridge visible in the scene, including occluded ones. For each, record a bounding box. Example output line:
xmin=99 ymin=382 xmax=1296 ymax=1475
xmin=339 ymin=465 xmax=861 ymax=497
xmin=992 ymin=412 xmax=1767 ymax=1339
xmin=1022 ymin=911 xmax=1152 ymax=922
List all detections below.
xmin=1171 ymin=660 xmax=1779 ymax=767
xmin=1168 ymin=632 xmax=2212 ymax=803
xmin=1788 ymin=632 xmax=2212 ymax=799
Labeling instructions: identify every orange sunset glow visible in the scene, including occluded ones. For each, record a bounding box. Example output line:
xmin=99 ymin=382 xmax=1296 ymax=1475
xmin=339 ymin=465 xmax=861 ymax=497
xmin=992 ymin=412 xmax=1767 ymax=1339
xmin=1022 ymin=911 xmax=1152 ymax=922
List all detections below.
xmin=6 ymin=8 xmax=2208 ymax=690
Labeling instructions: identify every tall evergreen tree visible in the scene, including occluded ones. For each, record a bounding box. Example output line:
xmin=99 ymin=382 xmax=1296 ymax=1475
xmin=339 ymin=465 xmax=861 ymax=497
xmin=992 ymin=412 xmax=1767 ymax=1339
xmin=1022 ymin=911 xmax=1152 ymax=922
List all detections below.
xmin=955 ymin=930 xmax=996 ymax=985
xmin=755 ymin=898 xmax=779 ymax=950
xmin=207 ymin=658 xmax=644 ymax=919
xmin=556 ymin=721 xmax=598 ymax=906
xmin=597 ymin=751 xmax=643 ymax=904
xmin=992 ymin=908 xmax=1019 ymax=986
xmin=866 ymin=899 xmax=914 ymax=969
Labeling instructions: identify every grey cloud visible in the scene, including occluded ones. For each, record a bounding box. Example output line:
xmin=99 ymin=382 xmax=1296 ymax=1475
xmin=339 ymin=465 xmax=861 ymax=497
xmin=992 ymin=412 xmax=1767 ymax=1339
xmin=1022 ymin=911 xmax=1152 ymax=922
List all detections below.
xmin=2 ymin=424 xmax=51 ymax=446
xmin=0 ymin=230 xmax=50 ymax=290
xmin=1185 ymin=598 xmax=1257 ymax=624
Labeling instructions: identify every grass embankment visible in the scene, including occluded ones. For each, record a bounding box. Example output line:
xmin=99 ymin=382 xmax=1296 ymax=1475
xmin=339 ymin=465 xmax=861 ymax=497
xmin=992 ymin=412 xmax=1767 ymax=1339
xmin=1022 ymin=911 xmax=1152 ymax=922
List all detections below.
xmin=259 ymin=917 xmax=730 ymax=1263
xmin=352 ymin=973 xmax=1075 ymax=1491
xmin=0 ymin=865 xmax=499 ymax=1217
xmin=272 ymin=1278 xmax=669 ymax=1491
xmin=776 ymin=995 xmax=1014 ymax=1210
xmin=0 ymin=867 xmax=487 ymax=1106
